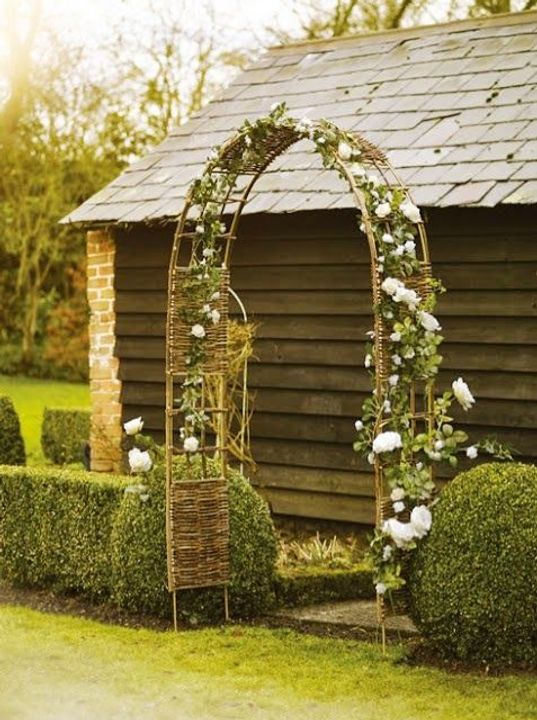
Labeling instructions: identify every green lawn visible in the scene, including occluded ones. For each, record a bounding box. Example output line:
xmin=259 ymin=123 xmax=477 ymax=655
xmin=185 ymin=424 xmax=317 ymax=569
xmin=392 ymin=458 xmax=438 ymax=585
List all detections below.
xmin=0 ymin=375 xmax=89 ymax=464
xmin=0 ymin=606 xmax=535 ymax=720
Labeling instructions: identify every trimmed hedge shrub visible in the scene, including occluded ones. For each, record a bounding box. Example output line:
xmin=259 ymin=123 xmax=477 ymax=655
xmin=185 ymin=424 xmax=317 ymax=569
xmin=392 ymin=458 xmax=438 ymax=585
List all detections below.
xmin=0 ymin=466 xmax=123 ymax=597
xmin=111 ymin=456 xmax=278 ymax=621
xmin=274 ymin=564 xmax=373 ymax=608
xmin=0 ymin=396 xmax=25 ymax=466
xmin=0 ymin=460 xmax=278 ymax=621
xmin=41 ymin=407 xmax=90 ymax=465
xmin=409 ymin=463 xmax=537 ymax=666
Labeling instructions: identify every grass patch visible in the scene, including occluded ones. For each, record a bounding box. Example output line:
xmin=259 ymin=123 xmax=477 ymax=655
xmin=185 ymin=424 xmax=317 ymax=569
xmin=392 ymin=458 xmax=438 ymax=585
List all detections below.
xmin=0 ymin=606 xmax=536 ymax=720
xmin=0 ymin=375 xmax=89 ymax=464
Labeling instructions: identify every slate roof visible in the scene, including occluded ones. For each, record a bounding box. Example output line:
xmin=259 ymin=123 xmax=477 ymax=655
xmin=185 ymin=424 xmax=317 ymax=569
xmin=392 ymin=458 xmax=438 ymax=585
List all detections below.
xmin=65 ymin=10 xmax=537 ymax=225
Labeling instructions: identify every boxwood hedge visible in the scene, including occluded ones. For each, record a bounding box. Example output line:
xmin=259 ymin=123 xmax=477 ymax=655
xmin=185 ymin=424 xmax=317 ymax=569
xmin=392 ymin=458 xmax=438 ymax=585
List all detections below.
xmin=0 ymin=460 xmax=278 ymax=622
xmin=0 ymin=396 xmax=25 ymax=466
xmin=409 ymin=462 xmax=537 ymax=666
xmin=41 ymin=408 xmax=90 ymax=465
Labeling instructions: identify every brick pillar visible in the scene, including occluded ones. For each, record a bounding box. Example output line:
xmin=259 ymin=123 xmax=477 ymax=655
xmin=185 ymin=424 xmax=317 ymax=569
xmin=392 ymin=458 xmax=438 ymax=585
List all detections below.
xmin=87 ymin=229 xmax=122 ymax=472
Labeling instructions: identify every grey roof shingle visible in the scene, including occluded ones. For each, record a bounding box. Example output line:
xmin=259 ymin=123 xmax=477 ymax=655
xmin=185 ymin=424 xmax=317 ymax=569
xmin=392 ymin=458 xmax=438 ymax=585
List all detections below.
xmin=65 ymin=10 xmax=537 ymax=225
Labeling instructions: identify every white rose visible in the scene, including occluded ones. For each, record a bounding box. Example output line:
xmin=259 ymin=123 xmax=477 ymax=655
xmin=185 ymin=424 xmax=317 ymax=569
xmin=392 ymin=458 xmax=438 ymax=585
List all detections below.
xmin=419 ymin=311 xmax=441 ymax=332
xmin=382 ymin=233 xmax=394 ymax=244
xmin=354 ymin=420 xmax=364 ymax=432
xmin=389 ymin=374 xmax=399 ymax=387
xmin=350 ymin=162 xmax=365 ymax=177
xmin=393 ymin=500 xmax=405 ymax=514
xmin=337 ymin=141 xmax=353 ymax=160
xmin=466 ymin=445 xmax=478 ymax=459
xmin=392 ymin=354 xmax=402 ymax=366
xmin=452 ymin=377 xmax=475 ymax=411
xmin=410 ymin=505 xmax=432 ymax=538
xmin=375 ymin=202 xmax=392 ymax=219
xmin=391 ymin=487 xmax=405 ymax=502
xmin=393 ymin=245 xmax=405 ymax=257
xmin=375 ymin=582 xmax=387 ymax=595
xmin=195 ymin=224 xmax=204 ymax=234
xmin=210 ymin=309 xmax=220 ymax=325
xmin=183 ymin=436 xmax=200 ymax=453
xmin=404 ymin=240 xmax=416 ymax=254
xmin=124 ymin=416 xmax=144 ymax=436
xmin=191 ymin=324 xmax=206 ymax=339
xmin=390 ymin=331 xmax=401 ymax=342
xmin=202 ymin=247 xmax=215 ymax=258
xmin=381 ymin=277 xmax=402 ymax=296
xmin=383 ymin=518 xmax=416 ymax=548
xmin=400 ymin=199 xmax=422 ymax=223
xmin=393 ymin=285 xmax=420 ymax=309
xmin=128 ymin=447 xmax=152 ymax=473
xmin=372 ymin=431 xmax=402 ymax=454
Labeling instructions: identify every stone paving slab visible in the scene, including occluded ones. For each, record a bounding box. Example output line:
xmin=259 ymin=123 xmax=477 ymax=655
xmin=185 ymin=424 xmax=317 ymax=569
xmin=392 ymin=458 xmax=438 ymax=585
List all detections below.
xmin=272 ymin=600 xmax=418 ymax=639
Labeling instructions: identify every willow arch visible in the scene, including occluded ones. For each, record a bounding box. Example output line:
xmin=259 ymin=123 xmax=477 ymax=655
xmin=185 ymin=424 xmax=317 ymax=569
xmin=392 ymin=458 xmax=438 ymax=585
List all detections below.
xmin=165 ymin=104 xmax=436 ymax=628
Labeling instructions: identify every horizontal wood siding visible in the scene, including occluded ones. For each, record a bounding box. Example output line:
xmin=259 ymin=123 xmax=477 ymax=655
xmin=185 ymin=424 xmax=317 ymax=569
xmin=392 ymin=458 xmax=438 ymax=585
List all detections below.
xmin=114 ymin=206 xmax=537 ymax=524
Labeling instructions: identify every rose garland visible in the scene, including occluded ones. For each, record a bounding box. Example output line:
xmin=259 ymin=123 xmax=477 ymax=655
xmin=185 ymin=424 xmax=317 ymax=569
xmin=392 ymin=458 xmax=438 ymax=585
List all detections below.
xmin=126 ymin=102 xmax=510 ymax=600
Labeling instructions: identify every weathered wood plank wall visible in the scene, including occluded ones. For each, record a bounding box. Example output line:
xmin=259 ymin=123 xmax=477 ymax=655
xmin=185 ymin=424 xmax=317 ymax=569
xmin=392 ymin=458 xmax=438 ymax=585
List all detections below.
xmin=114 ymin=206 xmax=537 ymax=524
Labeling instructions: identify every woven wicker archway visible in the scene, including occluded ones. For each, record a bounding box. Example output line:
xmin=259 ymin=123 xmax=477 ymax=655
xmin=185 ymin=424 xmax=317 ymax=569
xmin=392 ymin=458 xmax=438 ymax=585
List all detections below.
xmin=165 ymin=113 xmax=434 ymax=630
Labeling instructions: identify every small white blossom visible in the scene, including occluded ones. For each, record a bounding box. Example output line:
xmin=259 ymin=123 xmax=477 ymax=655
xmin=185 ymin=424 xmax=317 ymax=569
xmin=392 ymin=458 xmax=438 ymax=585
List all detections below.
xmin=410 ymin=505 xmax=432 ymax=538
xmin=434 ymin=439 xmax=445 ymax=451
xmin=400 ymin=199 xmax=422 ymax=223
xmin=128 ymin=447 xmax=152 ymax=473
xmin=452 ymin=377 xmax=475 ymax=411
xmin=337 ymin=141 xmax=353 ymax=160
xmin=375 ymin=582 xmax=387 ymax=595
xmin=382 ymin=233 xmax=394 ymax=244
xmin=393 ymin=501 xmax=405 ymax=514
xmin=390 ymin=487 xmax=405 ymax=502
xmin=364 ymin=353 xmax=372 ymax=368
xmin=211 ymin=291 xmax=220 ymax=301
xmin=124 ymin=416 xmax=144 ymax=435
xmin=419 ymin=311 xmax=441 ymax=332
xmin=195 ymin=224 xmax=204 ymax=235
xmin=382 ymin=545 xmax=393 ymax=561
xmin=191 ymin=324 xmax=206 ymax=339
xmin=373 ymin=431 xmax=402 ymax=454
xmin=390 ymin=331 xmax=401 ymax=342
xmin=367 ymin=451 xmax=375 ymax=465
xmin=393 ymin=245 xmax=405 ymax=257
xmin=383 ymin=399 xmax=391 ymax=414
xmin=209 ymin=309 xmax=221 ymax=325
xmin=404 ymin=240 xmax=416 ymax=254
xmin=392 ymin=354 xmax=402 ymax=366
xmin=202 ymin=247 xmax=215 ymax=258
xmin=466 ymin=445 xmax=478 ymax=459
xmin=183 ymin=436 xmax=200 ymax=453
xmin=375 ymin=202 xmax=392 ymax=219
xmin=350 ymin=162 xmax=366 ymax=178
xmin=389 ymin=374 xmax=399 ymax=387
xmin=354 ymin=420 xmax=364 ymax=432
xmin=359 ymin=222 xmax=366 ymax=232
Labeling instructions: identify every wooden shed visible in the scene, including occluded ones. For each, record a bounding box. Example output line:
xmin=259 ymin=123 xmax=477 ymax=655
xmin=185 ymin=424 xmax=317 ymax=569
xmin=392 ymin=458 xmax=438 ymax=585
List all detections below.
xmin=65 ymin=11 xmax=537 ymax=525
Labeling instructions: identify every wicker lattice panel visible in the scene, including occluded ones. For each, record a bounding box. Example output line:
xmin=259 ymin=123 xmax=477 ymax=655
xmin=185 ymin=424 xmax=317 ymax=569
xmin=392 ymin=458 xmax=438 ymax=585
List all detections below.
xmin=167 ymin=477 xmax=230 ymax=590
xmin=168 ymin=268 xmax=230 ymax=376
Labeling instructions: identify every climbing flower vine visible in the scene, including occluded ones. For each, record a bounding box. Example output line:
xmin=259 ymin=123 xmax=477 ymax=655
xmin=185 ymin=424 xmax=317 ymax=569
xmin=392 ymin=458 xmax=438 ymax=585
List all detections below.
xmin=154 ymin=102 xmax=511 ymax=600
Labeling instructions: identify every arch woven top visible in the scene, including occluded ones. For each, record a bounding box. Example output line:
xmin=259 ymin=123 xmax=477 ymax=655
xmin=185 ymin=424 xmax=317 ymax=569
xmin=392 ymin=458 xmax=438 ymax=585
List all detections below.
xmin=215 ymin=124 xmax=389 ymax=177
